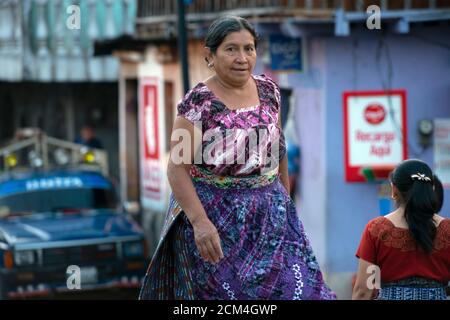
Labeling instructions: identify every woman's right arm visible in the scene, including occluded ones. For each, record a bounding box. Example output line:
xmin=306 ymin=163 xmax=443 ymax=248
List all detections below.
xmin=167 ymin=116 xmax=224 ymax=264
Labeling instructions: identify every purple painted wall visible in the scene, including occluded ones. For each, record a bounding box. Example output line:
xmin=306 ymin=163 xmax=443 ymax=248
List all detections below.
xmin=255 ymin=24 xmax=450 ymax=281
xmin=324 ymin=25 xmax=450 ymax=273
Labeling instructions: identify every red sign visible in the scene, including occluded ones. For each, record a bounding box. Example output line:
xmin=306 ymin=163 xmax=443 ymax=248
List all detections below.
xmin=364 ymin=104 xmax=386 ymax=125
xmin=139 ymin=77 xmax=163 ymax=204
xmin=343 ymin=90 xmax=408 ymax=182
xmin=142 ymin=83 xmax=159 ymax=160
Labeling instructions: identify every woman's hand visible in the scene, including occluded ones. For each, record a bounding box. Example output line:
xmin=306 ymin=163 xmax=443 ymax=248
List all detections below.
xmin=191 ymin=216 xmax=224 ymax=264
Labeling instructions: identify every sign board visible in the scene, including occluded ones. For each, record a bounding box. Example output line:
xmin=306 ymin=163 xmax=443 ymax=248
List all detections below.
xmin=343 ymin=90 xmax=408 ymax=182
xmin=139 ymin=77 xmax=165 ymax=210
xmin=434 ymin=118 xmax=450 ymax=187
xmin=269 ymin=35 xmax=303 ymax=72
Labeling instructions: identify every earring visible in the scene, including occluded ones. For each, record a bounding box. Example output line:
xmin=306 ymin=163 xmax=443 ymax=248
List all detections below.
xmin=207 ymin=62 xmax=214 ymax=68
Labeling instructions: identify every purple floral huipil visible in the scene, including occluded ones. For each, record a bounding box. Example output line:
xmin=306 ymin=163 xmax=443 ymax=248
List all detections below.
xmin=139 ymin=74 xmax=336 ymax=300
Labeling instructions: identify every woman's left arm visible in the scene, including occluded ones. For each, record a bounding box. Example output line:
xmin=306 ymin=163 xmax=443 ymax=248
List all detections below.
xmin=278 ymin=112 xmax=290 ymax=194
xmin=352 ymin=258 xmax=378 ymax=300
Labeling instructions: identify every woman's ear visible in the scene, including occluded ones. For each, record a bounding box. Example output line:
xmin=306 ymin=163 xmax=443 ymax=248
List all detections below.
xmin=391 ymin=183 xmax=398 ymax=200
xmin=204 ymin=47 xmax=213 ymax=65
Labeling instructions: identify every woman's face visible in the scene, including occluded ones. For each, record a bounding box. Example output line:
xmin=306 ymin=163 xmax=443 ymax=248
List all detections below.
xmin=208 ymin=29 xmax=257 ymax=86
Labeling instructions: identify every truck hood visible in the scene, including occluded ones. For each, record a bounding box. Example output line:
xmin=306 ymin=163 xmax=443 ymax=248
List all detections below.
xmin=0 ymin=211 xmax=143 ymax=247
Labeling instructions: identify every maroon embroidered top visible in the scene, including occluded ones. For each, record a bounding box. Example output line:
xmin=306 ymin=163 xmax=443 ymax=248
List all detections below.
xmin=356 ymin=216 xmax=450 ymax=283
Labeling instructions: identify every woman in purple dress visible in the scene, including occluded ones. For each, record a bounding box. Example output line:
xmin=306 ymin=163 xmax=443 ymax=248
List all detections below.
xmin=139 ymin=16 xmax=336 ymax=300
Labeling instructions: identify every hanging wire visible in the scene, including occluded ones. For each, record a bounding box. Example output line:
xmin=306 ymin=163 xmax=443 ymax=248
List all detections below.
xmin=351 ymin=38 xmax=359 ymax=91
xmin=375 ymin=34 xmax=426 ymax=158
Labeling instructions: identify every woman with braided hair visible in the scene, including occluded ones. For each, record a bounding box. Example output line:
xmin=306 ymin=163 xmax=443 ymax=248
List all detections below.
xmin=353 ymin=159 xmax=450 ymax=300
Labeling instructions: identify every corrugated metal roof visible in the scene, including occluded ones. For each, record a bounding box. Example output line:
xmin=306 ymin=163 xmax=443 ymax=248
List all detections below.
xmin=0 ymin=0 xmax=137 ymax=82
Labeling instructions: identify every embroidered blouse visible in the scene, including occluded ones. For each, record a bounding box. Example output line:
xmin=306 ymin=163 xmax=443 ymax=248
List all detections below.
xmin=176 ymin=74 xmax=286 ymax=177
xmin=356 ymin=216 xmax=450 ymax=284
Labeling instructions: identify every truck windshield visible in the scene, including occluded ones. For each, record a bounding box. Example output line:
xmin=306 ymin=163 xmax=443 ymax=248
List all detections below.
xmin=0 ymin=188 xmax=117 ymax=214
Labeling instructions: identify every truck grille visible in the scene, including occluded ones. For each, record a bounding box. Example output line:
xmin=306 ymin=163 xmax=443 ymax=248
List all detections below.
xmin=42 ymin=243 xmax=117 ymax=266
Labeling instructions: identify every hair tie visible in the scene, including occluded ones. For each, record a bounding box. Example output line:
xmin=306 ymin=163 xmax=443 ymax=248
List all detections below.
xmin=411 ymin=173 xmax=432 ymax=182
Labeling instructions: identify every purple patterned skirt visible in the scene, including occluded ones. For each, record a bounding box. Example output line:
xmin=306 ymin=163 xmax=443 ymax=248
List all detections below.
xmin=139 ymin=168 xmax=336 ymax=300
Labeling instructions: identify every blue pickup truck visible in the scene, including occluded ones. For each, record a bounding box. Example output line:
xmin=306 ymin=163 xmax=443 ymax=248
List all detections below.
xmin=0 ymin=131 xmax=148 ymax=299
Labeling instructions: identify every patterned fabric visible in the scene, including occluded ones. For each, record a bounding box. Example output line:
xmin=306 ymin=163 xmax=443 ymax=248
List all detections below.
xmin=139 ymin=74 xmax=336 ymax=300
xmin=190 ymin=165 xmax=278 ymax=189
xmin=177 ymin=74 xmax=286 ymax=177
xmin=378 ymin=277 xmax=448 ymax=300
xmin=139 ymin=207 xmax=195 ymax=299
xmin=356 ymin=217 xmax=450 ymax=284
xmin=368 ymin=217 xmax=450 ymax=252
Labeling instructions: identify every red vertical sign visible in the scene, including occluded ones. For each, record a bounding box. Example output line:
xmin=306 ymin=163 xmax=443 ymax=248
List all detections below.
xmin=143 ymin=83 xmax=159 ymax=160
xmin=140 ymin=77 xmax=163 ymax=204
